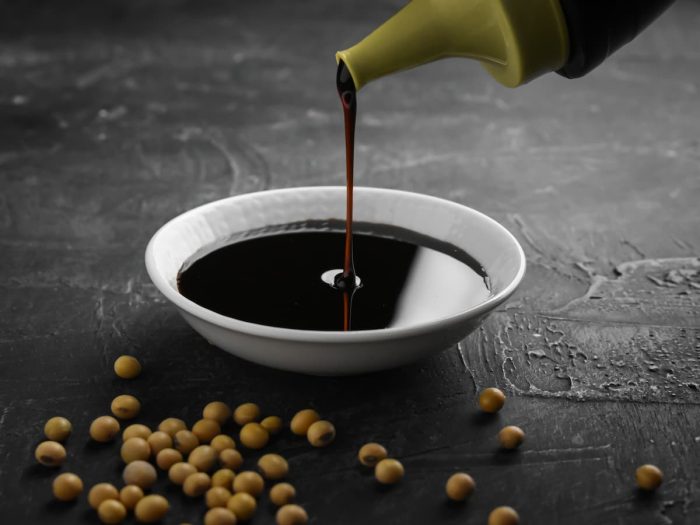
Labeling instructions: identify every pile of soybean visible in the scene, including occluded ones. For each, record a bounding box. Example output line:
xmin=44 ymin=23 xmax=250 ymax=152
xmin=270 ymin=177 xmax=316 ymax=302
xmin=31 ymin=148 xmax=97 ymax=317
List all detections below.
xmin=34 ymin=357 xmax=664 ymax=525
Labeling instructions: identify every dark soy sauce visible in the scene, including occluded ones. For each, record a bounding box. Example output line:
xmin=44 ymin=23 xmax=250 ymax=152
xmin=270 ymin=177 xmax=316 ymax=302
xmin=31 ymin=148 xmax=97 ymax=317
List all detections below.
xmin=177 ymin=224 xmax=491 ymax=332
xmin=336 ymin=61 xmax=357 ymax=330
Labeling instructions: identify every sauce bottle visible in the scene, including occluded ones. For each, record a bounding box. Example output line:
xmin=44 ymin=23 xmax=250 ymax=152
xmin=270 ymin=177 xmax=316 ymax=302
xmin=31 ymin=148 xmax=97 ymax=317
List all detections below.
xmin=336 ymin=0 xmax=675 ymax=90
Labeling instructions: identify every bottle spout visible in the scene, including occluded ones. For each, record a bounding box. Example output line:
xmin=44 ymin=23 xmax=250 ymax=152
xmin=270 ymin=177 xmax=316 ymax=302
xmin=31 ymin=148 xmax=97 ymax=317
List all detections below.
xmin=336 ymin=0 xmax=569 ymax=90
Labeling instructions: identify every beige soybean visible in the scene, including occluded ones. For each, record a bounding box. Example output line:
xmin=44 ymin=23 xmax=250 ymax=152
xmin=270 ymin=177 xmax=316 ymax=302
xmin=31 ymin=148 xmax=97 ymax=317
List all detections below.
xmin=113 ymin=355 xmax=142 ymax=379
xmin=158 ymin=417 xmax=187 ymax=437
xmin=239 ymin=423 xmax=269 ymax=450
xmin=276 ymin=504 xmax=308 ymax=525
xmin=258 ymin=454 xmax=288 ymax=480
xmin=189 ymin=445 xmax=218 ymax=472
xmin=35 ymin=441 xmax=66 ymax=467
xmin=269 ymin=483 xmax=296 ymax=507
xmin=203 ymin=401 xmax=232 ymax=425
xmin=498 ymin=426 xmax=525 ymax=450
xmin=375 ymin=459 xmax=404 ymax=484
xmin=289 ymin=409 xmax=319 ymax=436
xmin=44 ymin=417 xmax=72 ymax=442
xmin=220 ymin=449 xmax=244 ymax=471
xmin=123 ymin=424 xmax=152 ymax=442
xmin=97 ymin=499 xmax=127 ymax=524
xmin=358 ymin=443 xmax=387 ymax=467
xmin=111 ymin=394 xmax=141 ymax=420
xmin=156 ymin=448 xmax=183 ymax=470
xmin=636 ymin=464 xmax=663 ymax=491
xmin=307 ymin=420 xmax=335 ymax=447
xmin=121 ymin=437 xmax=151 ymax=463
xmin=260 ymin=416 xmax=283 ymax=435
xmin=52 ymin=472 xmax=84 ymax=501
xmin=233 ymin=403 xmax=260 ymax=425
xmin=479 ymin=387 xmax=506 ymax=413
xmin=227 ymin=491 xmax=257 ymax=520
xmin=193 ymin=418 xmax=221 ymax=443
xmin=147 ymin=431 xmax=173 ymax=455
xmin=445 ymin=472 xmax=475 ymax=501
xmin=88 ymin=483 xmax=120 ymax=509
xmin=169 ymin=462 xmax=197 ymax=485
xmin=211 ymin=434 xmax=236 ymax=453
xmin=488 ymin=506 xmax=520 ymax=525
xmin=183 ymin=472 xmax=211 ymax=497
xmin=174 ymin=430 xmax=199 ymax=455
xmin=119 ymin=485 xmax=144 ymax=510
xmin=233 ymin=471 xmax=264 ymax=497
xmin=123 ymin=460 xmax=157 ymax=489
xmin=205 ymin=507 xmax=237 ymax=525
xmin=211 ymin=468 xmax=236 ymax=489
xmin=134 ymin=494 xmax=169 ymax=523
xmin=90 ymin=416 xmax=121 ymax=442
xmin=205 ymin=486 xmax=232 ymax=508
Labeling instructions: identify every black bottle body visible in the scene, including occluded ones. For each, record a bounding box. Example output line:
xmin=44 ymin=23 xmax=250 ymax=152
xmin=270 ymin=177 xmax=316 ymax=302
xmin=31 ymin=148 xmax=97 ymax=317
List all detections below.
xmin=557 ymin=0 xmax=675 ymax=79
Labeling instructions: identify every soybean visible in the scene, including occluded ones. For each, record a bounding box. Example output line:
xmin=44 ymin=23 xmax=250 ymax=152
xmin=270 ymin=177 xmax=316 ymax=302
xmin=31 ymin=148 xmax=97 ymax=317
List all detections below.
xmin=488 ymin=506 xmax=520 ymax=525
xmin=121 ymin=437 xmax=151 ymax=463
xmin=261 ymin=416 xmax=283 ymax=435
xmin=44 ymin=416 xmax=72 ymax=442
xmin=134 ymin=494 xmax=169 ymax=523
xmin=358 ymin=443 xmax=387 ymax=467
xmin=203 ymin=401 xmax=232 ymax=425
xmin=189 ymin=445 xmax=218 ymax=472
xmin=183 ymin=472 xmax=211 ymax=497
xmin=52 ymin=472 xmax=83 ymax=501
xmin=88 ymin=483 xmax=120 ymax=509
xmin=156 ymin=448 xmax=183 ymax=470
xmin=192 ymin=418 xmax=221 ymax=443
xmin=233 ymin=403 xmax=260 ymax=425
xmin=158 ymin=417 xmax=187 ymax=437
xmin=147 ymin=430 xmax=173 ymax=455
xmin=445 ymin=472 xmax=475 ymax=501
xmin=119 ymin=485 xmax=144 ymax=510
xmin=110 ymin=394 xmax=141 ymax=420
xmin=307 ymin=420 xmax=335 ymax=447
xmin=498 ymin=426 xmax=525 ymax=450
xmin=290 ymin=409 xmax=319 ymax=436
xmin=239 ymin=423 xmax=269 ymax=450
xmin=276 ymin=504 xmax=308 ymax=525
xmin=211 ymin=468 xmax=236 ymax=489
xmin=90 ymin=416 xmax=121 ymax=442
xmin=169 ymin=462 xmax=197 ymax=485
xmin=122 ymin=460 xmax=157 ymax=489
xmin=375 ymin=459 xmax=404 ymax=484
xmin=258 ymin=454 xmax=288 ymax=480
xmin=205 ymin=486 xmax=232 ymax=508
xmin=113 ymin=355 xmax=142 ymax=379
xmin=479 ymin=387 xmax=506 ymax=413
xmin=174 ymin=430 xmax=199 ymax=455
xmin=35 ymin=441 xmax=66 ymax=467
xmin=205 ymin=508 xmax=237 ymax=525
xmin=636 ymin=464 xmax=663 ymax=491
xmin=211 ymin=434 xmax=236 ymax=453
xmin=97 ymin=499 xmax=127 ymax=524
xmin=123 ymin=424 xmax=152 ymax=442
xmin=233 ymin=471 xmax=264 ymax=497
xmin=227 ymin=491 xmax=257 ymax=520
xmin=269 ymin=483 xmax=296 ymax=507
xmin=220 ymin=449 xmax=244 ymax=471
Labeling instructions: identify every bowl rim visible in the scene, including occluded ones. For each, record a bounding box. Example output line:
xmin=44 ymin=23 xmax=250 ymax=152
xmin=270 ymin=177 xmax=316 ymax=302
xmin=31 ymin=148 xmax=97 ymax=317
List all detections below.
xmin=145 ymin=186 xmax=526 ymax=343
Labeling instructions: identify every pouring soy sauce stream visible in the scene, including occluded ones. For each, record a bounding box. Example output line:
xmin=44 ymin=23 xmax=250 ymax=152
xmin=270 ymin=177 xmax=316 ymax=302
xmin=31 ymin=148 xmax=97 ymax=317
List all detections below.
xmin=335 ymin=61 xmax=359 ymax=330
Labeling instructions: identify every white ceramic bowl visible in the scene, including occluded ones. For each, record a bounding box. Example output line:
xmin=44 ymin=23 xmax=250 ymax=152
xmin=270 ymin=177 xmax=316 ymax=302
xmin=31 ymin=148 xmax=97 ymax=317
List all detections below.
xmin=145 ymin=187 xmax=525 ymax=375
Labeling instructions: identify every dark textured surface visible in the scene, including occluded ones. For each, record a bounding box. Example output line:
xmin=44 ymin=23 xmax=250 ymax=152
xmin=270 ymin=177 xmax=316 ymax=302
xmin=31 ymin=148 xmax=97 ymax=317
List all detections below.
xmin=1 ymin=1 xmax=700 ymax=524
